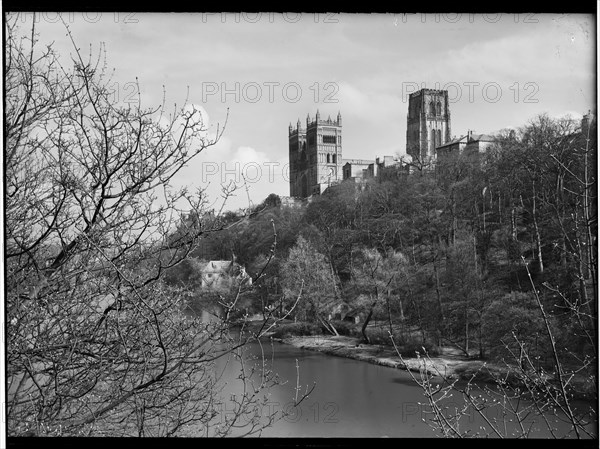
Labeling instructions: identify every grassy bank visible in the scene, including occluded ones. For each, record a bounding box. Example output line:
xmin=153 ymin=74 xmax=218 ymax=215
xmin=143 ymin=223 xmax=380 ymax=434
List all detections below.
xmin=274 ymin=334 xmax=477 ymax=379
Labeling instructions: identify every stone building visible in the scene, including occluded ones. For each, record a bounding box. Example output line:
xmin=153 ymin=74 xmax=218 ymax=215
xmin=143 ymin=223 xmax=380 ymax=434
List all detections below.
xmin=435 ymin=131 xmax=496 ymax=159
xmin=406 ymin=89 xmax=451 ymax=163
xmin=581 ymin=110 xmax=595 ymax=137
xmin=435 ymin=132 xmax=496 ymax=180
xmin=288 ymin=110 xmax=343 ymax=198
xmin=279 ymin=196 xmax=305 ymax=208
xmin=287 ymin=89 xmax=482 ymax=198
xmin=464 ymin=131 xmax=496 ymax=153
xmin=342 ymin=156 xmax=402 ymax=181
xmin=435 ymin=134 xmax=468 ymax=158
xmin=201 ymin=260 xmax=252 ymax=291
xmin=287 ymin=92 xmax=594 ymax=202
xmin=342 ymin=158 xmax=373 ymax=181
xmin=288 ymin=109 xmax=409 ymax=198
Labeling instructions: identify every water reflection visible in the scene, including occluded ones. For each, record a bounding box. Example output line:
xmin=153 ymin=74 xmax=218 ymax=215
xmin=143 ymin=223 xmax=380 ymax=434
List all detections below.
xmin=197 ymin=338 xmax=595 ymax=438
xmin=183 ymin=309 xmax=594 ymax=438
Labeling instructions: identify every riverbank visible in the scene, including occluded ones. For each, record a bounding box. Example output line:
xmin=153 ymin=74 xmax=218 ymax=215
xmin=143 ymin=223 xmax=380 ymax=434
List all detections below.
xmin=272 ymin=334 xmax=480 ymax=380
xmin=267 ymin=333 xmax=595 ymax=402
xmin=236 ymin=319 xmax=595 ymax=401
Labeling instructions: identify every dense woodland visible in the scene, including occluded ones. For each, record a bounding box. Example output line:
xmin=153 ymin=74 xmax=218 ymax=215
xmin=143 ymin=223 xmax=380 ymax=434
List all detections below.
xmin=170 ymin=113 xmax=597 ymax=375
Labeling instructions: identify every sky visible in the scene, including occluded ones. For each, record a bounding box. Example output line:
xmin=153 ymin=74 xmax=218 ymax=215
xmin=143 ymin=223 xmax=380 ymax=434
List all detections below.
xmin=15 ymin=12 xmax=596 ymax=211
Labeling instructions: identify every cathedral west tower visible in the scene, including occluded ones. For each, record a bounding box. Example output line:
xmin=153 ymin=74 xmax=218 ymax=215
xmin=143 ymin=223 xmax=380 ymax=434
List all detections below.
xmin=289 ymin=110 xmax=342 ymax=198
xmin=406 ymin=89 xmax=451 ymax=163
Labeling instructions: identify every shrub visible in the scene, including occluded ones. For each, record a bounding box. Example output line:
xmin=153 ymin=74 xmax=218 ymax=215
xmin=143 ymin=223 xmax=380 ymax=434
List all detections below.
xmin=454 ymin=363 xmax=520 ymax=385
xmin=366 ymin=327 xmax=397 ymax=345
xmin=271 ymin=321 xmax=323 ymax=338
xmin=396 ymin=339 xmax=440 ymax=357
xmin=365 ymin=327 xmax=440 ymax=356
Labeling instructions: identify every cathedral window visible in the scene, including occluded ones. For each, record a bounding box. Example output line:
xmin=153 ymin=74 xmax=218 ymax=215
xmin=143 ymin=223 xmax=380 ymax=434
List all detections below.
xmin=430 ymin=102 xmax=436 ymax=116
xmin=327 ymin=154 xmax=331 ymax=163
xmin=332 ymin=154 xmax=337 ymax=164
xmin=323 ymin=135 xmax=337 ymax=144
xmin=436 ymin=101 xmax=442 ymax=116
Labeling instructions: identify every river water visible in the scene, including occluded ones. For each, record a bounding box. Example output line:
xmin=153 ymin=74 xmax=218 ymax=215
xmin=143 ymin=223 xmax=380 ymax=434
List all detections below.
xmin=202 ymin=337 xmax=595 ymax=438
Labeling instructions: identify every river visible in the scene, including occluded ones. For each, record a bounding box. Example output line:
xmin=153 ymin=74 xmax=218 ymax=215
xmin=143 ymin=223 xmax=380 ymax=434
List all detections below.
xmin=201 ymin=337 xmax=594 ymax=438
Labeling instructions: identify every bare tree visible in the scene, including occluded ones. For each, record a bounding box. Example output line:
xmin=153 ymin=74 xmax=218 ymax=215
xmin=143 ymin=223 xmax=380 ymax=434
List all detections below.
xmin=5 ymin=15 xmax=292 ymax=437
xmin=390 ymin=260 xmax=597 ymax=439
xmin=349 ymin=247 xmax=406 ymax=344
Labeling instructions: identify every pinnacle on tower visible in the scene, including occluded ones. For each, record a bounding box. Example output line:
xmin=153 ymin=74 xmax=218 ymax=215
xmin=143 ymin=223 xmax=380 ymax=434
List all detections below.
xmin=337 ymin=111 xmax=342 ymax=125
xmin=316 ymin=109 xmax=320 ymax=121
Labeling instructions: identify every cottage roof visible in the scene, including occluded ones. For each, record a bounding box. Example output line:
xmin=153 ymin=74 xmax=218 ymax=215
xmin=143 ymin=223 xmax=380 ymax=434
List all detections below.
xmin=203 ymin=260 xmax=233 ymax=273
xmin=436 ymin=135 xmax=468 ymax=149
xmin=343 ymin=159 xmax=374 ymax=166
xmin=469 ymin=133 xmax=495 ymax=142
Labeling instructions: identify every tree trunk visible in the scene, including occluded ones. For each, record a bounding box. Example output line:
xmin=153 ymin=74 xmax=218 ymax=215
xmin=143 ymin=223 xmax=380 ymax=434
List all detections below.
xmin=511 ymin=207 xmax=517 ymax=241
xmin=397 ymin=296 xmax=406 ymax=341
xmin=328 ymin=253 xmax=341 ymax=302
xmin=433 ymin=254 xmax=444 ymax=322
xmin=478 ymin=310 xmax=485 ymax=359
xmin=583 ymin=140 xmax=598 ymax=346
xmin=386 ymin=289 xmax=394 ymax=337
xmin=433 ymin=253 xmax=445 ymax=346
xmin=450 ymin=192 xmax=457 ymax=246
xmin=398 ymin=297 xmax=405 ymax=321
xmin=473 ymin=236 xmax=484 ymax=359
xmin=328 ymin=319 xmax=340 ymax=336
xmin=464 ymin=304 xmax=469 ymax=356
xmin=531 ymin=180 xmax=544 ymax=274
xmin=361 ymin=297 xmax=377 ymax=344
xmin=407 ymin=283 xmax=426 ymax=342
xmin=318 ymin=315 xmax=339 ymax=336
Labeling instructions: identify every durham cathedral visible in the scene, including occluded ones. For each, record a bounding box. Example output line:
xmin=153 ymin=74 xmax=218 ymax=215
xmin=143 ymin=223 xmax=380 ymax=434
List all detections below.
xmin=288 ymin=88 xmax=452 ymax=198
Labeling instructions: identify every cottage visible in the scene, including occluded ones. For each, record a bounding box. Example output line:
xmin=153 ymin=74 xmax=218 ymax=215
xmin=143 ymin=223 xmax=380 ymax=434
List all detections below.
xmin=201 ymin=260 xmax=252 ymax=291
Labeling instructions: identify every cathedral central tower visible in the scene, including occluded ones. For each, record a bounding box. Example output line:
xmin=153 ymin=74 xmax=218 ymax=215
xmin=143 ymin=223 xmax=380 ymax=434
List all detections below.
xmin=406 ymin=89 xmax=451 ymax=163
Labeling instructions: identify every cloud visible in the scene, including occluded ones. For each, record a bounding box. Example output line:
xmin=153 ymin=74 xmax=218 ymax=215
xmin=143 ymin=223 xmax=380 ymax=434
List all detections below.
xmin=171 ymin=140 xmax=287 ymax=212
xmin=441 ymin=23 xmax=593 ymax=85
xmin=25 ymin=13 xmax=594 ymax=212
xmin=231 ymin=146 xmax=269 ymax=166
xmin=337 ymin=82 xmax=370 ymax=114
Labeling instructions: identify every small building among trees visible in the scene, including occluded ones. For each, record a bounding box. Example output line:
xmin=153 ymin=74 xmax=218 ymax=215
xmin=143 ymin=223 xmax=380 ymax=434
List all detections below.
xmin=201 ymin=260 xmax=253 ymax=290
